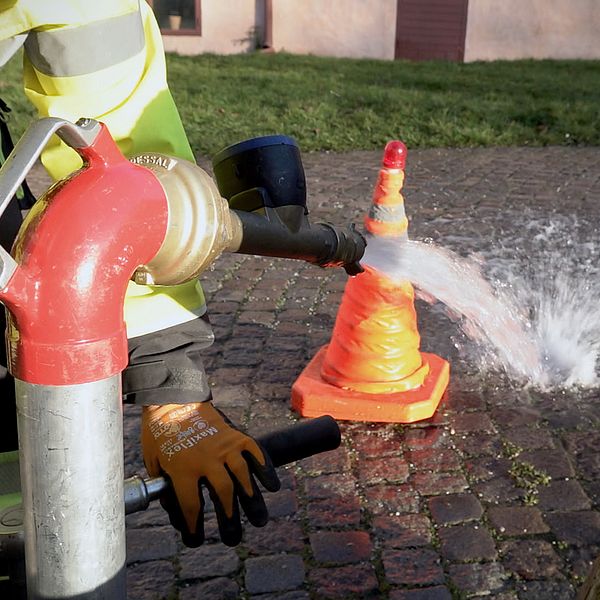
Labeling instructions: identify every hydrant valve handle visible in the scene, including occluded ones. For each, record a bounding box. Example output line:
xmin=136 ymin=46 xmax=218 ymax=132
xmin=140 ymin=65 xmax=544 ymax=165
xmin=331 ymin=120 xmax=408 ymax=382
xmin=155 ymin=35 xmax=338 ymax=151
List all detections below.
xmin=0 ymin=117 xmax=102 ymax=287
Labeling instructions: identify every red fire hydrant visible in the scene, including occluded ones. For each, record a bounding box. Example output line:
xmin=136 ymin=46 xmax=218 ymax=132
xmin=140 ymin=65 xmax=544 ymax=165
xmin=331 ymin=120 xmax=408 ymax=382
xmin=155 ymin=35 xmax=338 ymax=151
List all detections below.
xmin=0 ymin=118 xmax=366 ymax=599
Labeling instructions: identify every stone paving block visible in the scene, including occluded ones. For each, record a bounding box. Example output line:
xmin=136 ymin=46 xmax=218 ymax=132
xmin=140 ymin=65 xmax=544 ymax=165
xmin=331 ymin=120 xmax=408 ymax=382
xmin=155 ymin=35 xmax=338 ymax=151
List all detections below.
xmin=307 ymin=495 xmax=362 ymax=528
xmin=473 ymin=476 xmax=524 ymax=504
xmin=179 ymin=577 xmax=239 ymax=600
xmin=488 ymin=506 xmax=549 ymax=536
xmin=127 ymin=560 xmax=176 ymax=600
xmin=490 ymin=406 xmax=541 ymax=427
xmin=211 ymin=383 xmax=253 ymax=408
xmin=502 ymin=427 xmax=555 ymax=450
xmin=404 ymin=426 xmax=448 ymax=450
xmin=223 ymin=346 xmax=264 ymax=366
xmin=407 ymin=447 xmax=462 ymax=471
xmin=515 ymin=580 xmax=575 ymax=600
xmin=544 ymin=511 xmax=600 ymax=546
xmin=179 ymin=544 xmax=239 ymax=580
xmin=448 ymin=562 xmax=507 ymax=596
xmin=389 ymin=587 xmax=452 ymax=600
xmin=428 ymin=493 xmax=484 ymax=525
xmin=499 ymin=540 xmax=565 ymax=581
xmin=126 ymin=527 xmax=178 ymax=564
xmin=299 ymin=446 xmax=351 ymax=475
xmin=363 ymin=483 xmax=421 ymax=516
xmin=445 ymin=390 xmax=486 ymax=412
xmin=307 ymin=563 xmax=380 ymax=598
xmin=449 ymin=412 xmax=495 ymax=434
xmin=410 ymin=471 xmax=469 ymax=496
xmin=357 ymin=456 xmax=410 ymax=485
xmin=438 ymin=524 xmax=497 ymax=562
xmin=374 ymin=513 xmax=433 ymax=548
xmin=465 ymin=456 xmax=512 ymax=482
xmin=264 ymin=488 xmax=298 ymax=519
xmin=245 ymin=554 xmax=305 ymax=594
xmin=453 ymin=432 xmax=504 ymax=457
xmin=351 ymin=428 xmax=405 ymax=457
xmin=125 ymin=502 xmax=170 ymax=529
xmin=545 ymin=410 xmax=595 ymax=430
xmin=210 ymin=366 xmax=256 ymax=385
xmin=563 ymin=431 xmax=600 ymax=477
xmin=537 ymin=479 xmax=592 ymax=512
xmin=250 ymin=592 xmax=310 ymax=600
xmin=518 ymin=449 xmax=575 ymax=478
xmin=382 ymin=548 xmax=445 ymax=586
xmin=244 ymin=519 xmax=305 ymax=555
xmin=303 ymin=473 xmax=357 ymax=499
xmin=564 ymin=544 xmax=600 ymax=580
xmin=275 ymin=466 xmax=297 ymax=491
xmin=309 ymin=531 xmax=372 ymax=564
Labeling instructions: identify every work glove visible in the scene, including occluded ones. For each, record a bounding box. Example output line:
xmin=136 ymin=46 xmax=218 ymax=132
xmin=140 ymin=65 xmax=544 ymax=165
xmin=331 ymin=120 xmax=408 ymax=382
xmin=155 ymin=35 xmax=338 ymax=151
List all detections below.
xmin=141 ymin=401 xmax=280 ymax=547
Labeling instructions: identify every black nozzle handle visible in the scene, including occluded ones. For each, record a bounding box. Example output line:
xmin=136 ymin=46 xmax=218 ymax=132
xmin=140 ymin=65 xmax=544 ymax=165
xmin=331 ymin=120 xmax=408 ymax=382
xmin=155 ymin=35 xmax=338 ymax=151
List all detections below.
xmin=124 ymin=416 xmax=341 ymax=514
xmin=230 ymin=209 xmax=366 ymax=275
xmin=258 ymin=414 xmax=341 ymax=468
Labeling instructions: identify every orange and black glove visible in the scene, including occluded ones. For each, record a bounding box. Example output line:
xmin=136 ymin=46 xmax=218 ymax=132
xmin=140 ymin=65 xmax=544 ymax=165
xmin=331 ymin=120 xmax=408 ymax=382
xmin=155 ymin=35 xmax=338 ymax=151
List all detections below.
xmin=141 ymin=401 xmax=280 ymax=547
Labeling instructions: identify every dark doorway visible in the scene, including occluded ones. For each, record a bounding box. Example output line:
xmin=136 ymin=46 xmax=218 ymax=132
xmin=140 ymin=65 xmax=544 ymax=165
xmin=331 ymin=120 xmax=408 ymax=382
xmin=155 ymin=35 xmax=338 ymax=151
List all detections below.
xmin=395 ymin=0 xmax=468 ymax=61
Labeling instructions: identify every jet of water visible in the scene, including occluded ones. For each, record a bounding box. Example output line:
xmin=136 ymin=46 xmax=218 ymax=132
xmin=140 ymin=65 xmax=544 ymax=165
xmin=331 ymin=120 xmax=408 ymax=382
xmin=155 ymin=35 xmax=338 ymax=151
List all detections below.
xmin=362 ymin=235 xmax=600 ymax=389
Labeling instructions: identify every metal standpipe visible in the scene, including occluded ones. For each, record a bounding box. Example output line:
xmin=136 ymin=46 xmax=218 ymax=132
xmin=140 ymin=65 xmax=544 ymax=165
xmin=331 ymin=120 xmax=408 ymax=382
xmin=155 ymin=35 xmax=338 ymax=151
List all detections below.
xmin=16 ymin=377 xmax=125 ymax=599
xmin=0 ymin=118 xmax=172 ymax=600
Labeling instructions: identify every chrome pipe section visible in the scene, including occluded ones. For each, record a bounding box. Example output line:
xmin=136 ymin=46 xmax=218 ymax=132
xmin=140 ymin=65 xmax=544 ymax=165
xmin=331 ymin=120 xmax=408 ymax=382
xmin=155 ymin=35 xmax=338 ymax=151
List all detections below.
xmin=16 ymin=376 xmax=126 ymax=600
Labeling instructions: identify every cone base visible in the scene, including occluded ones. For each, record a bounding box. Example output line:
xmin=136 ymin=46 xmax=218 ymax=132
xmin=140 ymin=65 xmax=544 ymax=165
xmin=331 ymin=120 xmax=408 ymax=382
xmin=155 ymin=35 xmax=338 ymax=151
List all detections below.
xmin=291 ymin=346 xmax=450 ymax=423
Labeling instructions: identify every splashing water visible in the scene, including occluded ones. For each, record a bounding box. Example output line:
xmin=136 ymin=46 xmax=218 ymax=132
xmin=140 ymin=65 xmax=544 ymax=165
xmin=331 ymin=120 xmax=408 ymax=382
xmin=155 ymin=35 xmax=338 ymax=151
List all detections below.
xmin=362 ymin=235 xmax=600 ymax=389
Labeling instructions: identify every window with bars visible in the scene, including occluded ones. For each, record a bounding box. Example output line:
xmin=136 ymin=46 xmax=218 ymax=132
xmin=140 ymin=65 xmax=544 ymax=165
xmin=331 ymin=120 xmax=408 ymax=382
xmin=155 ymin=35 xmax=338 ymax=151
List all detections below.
xmin=149 ymin=0 xmax=201 ymax=35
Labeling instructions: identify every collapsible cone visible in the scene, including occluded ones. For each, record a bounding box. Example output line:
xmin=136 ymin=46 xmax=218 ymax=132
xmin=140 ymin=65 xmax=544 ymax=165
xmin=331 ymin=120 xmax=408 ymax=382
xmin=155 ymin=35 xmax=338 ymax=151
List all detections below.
xmin=291 ymin=141 xmax=449 ymax=422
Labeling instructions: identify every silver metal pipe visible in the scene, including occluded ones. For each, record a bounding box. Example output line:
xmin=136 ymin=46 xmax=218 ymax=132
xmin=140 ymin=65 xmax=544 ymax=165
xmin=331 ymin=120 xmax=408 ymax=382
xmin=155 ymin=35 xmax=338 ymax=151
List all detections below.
xmin=16 ymin=376 xmax=126 ymax=600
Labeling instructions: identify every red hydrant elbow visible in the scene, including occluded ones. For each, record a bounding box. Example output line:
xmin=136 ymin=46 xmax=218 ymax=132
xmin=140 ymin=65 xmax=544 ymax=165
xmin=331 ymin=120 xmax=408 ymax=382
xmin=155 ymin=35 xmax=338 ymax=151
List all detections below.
xmin=0 ymin=124 xmax=169 ymax=385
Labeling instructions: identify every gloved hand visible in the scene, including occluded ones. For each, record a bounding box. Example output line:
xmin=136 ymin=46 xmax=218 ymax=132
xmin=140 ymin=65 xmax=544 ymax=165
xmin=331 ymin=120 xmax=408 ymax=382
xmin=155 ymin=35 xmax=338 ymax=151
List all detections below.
xmin=141 ymin=401 xmax=280 ymax=547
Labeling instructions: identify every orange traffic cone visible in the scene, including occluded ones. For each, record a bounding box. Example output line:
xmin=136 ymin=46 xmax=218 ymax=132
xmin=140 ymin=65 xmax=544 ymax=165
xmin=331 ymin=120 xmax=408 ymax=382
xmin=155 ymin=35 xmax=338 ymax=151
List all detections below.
xmin=291 ymin=141 xmax=449 ymax=423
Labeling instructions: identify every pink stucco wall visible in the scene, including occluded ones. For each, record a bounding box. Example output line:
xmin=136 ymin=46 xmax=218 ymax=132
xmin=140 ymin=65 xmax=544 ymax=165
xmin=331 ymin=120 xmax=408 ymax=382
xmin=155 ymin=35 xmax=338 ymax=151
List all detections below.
xmin=465 ymin=0 xmax=600 ymax=61
xmin=271 ymin=0 xmax=396 ymax=60
xmin=162 ymin=0 xmax=396 ymax=59
xmin=162 ymin=0 xmax=256 ymax=55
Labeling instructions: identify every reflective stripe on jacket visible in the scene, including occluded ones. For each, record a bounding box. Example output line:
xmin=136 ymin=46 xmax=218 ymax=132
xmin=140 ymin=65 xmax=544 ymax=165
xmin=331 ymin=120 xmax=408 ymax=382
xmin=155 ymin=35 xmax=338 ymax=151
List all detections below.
xmin=1 ymin=1 xmax=206 ymax=336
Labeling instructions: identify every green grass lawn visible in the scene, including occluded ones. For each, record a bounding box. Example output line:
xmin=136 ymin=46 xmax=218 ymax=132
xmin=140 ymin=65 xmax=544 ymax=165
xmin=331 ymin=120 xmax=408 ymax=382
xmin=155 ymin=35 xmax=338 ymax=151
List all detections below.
xmin=2 ymin=52 xmax=599 ymax=157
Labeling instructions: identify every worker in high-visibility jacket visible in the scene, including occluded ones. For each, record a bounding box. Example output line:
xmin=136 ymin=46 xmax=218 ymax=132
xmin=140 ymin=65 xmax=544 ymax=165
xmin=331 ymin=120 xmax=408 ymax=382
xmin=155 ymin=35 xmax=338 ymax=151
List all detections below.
xmin=0 ymin=0 xmax=279 ymax=548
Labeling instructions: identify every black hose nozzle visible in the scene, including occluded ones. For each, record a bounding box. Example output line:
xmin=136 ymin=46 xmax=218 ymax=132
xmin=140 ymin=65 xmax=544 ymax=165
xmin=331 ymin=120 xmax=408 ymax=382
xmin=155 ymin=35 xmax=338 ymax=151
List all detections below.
xmin=230 ymin=209 xmax=366 ymax=275
xmin=213 ymin=135 xmax=366 ymax=275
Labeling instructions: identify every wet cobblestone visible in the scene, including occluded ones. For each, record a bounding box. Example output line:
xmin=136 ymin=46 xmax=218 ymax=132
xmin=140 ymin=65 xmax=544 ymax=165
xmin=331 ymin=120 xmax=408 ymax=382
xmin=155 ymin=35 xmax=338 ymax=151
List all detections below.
xmin=29 ymin=146 xmax=600 ymax=598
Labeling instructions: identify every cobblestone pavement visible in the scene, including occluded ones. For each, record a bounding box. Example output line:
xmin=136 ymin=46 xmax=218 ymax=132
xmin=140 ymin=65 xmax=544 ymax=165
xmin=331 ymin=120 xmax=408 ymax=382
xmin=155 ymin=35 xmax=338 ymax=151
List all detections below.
xmin=32 ymin=146 xmax=600 ymax=599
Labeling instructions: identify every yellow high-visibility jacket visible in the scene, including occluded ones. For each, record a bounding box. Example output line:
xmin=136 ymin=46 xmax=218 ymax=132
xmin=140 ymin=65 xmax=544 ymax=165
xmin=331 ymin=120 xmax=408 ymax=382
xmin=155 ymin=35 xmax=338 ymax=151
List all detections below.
xmin=0 ymin=0 xmax=206 ymax=338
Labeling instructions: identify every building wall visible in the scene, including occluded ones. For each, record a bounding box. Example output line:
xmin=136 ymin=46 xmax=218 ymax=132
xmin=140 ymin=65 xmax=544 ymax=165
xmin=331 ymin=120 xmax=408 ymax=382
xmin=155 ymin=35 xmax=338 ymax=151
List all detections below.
xmin=160 ymin=0 xmax=397 ymax=60
xmin=159 ymin=0 xmax=600 ymax=62
xmin=162 ymin=0 xmax=257 ymax=55
xmin=465 ymin=0 xmax=600 ymax=61
xmin=272 ymin=0 xmax=397 ymax=59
